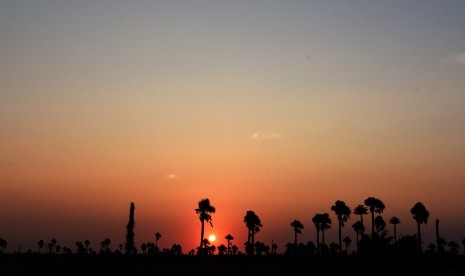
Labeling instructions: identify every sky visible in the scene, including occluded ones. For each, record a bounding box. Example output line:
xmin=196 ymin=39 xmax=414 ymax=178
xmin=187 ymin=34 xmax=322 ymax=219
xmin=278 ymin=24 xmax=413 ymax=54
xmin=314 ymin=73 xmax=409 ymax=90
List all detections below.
xmin=1 ymin=1 xmax=465 ymax=254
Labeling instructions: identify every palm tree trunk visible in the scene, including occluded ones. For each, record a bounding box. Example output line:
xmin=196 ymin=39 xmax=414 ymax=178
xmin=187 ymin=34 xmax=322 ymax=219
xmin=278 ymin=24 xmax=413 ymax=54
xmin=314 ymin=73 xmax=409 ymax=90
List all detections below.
xmin=394 ymin=225 xmax=397 ymax=244
xmin=295 ymin=231 xmax=297 ymax=246
xmin=356 ymin=231 xmax=359 ymax=253
xmin=200 ymin=220 xmax=205 ymax=251
xmin=417 ymin=222 xmax=422 ymax=252
xmin=316 ymin=230 xmax=320 ymax=255
xmin=371 ymin=211 xmax=375 ymax=237
xmin=338 ymin=221 xmax=342 ymax=253
xmin=322 ymin=229 xmax=325 ymax=245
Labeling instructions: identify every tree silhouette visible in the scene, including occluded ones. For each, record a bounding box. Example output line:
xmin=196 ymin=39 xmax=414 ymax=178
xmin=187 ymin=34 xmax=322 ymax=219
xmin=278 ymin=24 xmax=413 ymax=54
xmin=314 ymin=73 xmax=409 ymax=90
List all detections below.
xmin=331 ymin=200 xmax=351 ymax=253
xmin=100 ymin=238 xmax=111 ymax=254
xmin=155 ymin=232 xmax=162 ymax=247
xmin=218 ymin=244 xmax=227 ymax=255
xmin=195 ymin=198 xmax=216 ymax=254
xmin=364 ymin=197 xmax=385 ymax=237
xmin=389 ymin=216 xmax=401 ymax=244
xmin=353 ymin=205 xmax=368 ymax=234
xmin=37 ymin=239 xmax=44 ymax=254
xmin=244 ymin=210 xmax=262 ymax=256
xmin=374 ymin=215 xmax=386 ymax=235
xmin=84 ymin=240 xmax=90 ymax=254
xmin=352 ymin=221 xmax=364 ymax=253
xmin=313 ymin=213 xmax=331 ymax=252
xmin=125 ymin=202 xmax=136 ymax=255
xmin=225 ymin=234 xmax=234 ymax=255
xmin=410 ymin=201 xmax=429 ymax=252
xmin=290 ymin=219 xmax=304 ymax=246
xmin=343 ymin=236 xmax=352 ymax=254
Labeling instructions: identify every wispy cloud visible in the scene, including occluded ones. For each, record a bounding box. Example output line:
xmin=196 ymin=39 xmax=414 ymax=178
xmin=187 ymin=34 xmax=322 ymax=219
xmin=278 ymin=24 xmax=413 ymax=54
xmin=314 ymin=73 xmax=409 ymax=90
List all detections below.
xmin=252 ymin=132 xmax=282 ymax=140
xmin=442 ymin=52 xmax=465 ymax=65
xmin=166 ymin=174 xmax=180 ymax=180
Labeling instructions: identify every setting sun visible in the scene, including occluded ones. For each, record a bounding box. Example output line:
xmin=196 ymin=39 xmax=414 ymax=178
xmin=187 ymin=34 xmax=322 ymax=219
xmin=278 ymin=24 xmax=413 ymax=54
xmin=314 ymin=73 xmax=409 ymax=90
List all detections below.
xmin=208 ymin=234 xmax=216 ymax=242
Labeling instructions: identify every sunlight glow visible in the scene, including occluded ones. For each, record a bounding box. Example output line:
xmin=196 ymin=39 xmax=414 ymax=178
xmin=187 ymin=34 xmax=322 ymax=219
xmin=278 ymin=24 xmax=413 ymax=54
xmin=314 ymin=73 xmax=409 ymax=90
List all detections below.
xmin=208 ymin=234 xmax=216 ymax=242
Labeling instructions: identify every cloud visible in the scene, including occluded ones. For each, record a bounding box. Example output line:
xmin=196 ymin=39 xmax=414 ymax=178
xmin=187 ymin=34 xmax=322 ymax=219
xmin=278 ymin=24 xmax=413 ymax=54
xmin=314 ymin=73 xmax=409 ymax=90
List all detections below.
xmin=166 ymin=174 xmax=180 ymax=180
xmin=252 ymin=132 xmax=282 ymax=140
xmin=443 ymin=53 xmax=465 ymax=65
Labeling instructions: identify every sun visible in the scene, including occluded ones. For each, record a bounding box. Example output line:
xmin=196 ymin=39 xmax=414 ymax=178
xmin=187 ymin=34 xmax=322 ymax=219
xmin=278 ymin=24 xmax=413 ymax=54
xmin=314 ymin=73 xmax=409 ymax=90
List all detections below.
xmin=208 ymin=234 xmax=216 ymax=242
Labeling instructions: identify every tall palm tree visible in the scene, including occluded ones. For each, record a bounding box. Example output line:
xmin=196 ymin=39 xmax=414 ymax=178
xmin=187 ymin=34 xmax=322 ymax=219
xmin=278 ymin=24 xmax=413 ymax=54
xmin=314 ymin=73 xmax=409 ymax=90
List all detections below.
xmin=364 ymin=197 xmax=385 ymax=237
xmin=389 ymin=216 xmax=401 ymax=244
xmin=410 ymin=202 xmax=429 ymax=252
xmin=155 ymin=232 xmax=162 ymax=247
xmin=225 ymin=234 xmax=234 ymax=255
xmin=319 ymin=213 xmax=332 ymax=245
xmin=352 ymin=221 xmax=364 ymax=253
xmin=312 ymin=214 xmax=321 ymax=252
xmin=331 ymin=200 xmax=351 ymax=253
xmin=244 ymin=210 xmax=262 ymax=256
xmin=290 ymin=220 xmax=304 ymax=246
xmin=195 ymin=198 xmax=216 ymax=253
xmin=353 ymin=205 xmax=368 ymax=233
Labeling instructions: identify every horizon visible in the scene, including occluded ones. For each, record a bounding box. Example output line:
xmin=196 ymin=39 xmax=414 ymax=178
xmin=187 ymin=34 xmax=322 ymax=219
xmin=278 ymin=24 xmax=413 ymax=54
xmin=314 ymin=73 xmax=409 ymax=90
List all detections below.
xmin=1 ymin=1 xmax=465 ymax=254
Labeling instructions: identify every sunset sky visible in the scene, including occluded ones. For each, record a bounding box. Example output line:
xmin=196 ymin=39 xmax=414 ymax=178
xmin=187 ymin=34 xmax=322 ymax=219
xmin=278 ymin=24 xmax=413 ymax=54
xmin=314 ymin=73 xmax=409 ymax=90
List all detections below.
xmin=1 ymin=1 xmax=465 ymax=253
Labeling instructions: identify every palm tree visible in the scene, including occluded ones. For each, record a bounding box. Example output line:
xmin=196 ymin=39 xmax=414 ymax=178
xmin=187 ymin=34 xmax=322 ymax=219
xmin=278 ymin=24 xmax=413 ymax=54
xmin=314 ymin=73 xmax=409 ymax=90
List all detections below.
xmin=389 ymin=216 xmax=401 ymax=244
xmin=343 ymin=236 xmax=352 ymax=254
xmin=195 ymin=198 xmax=216 ymax=253
xmin=352 ymin=221 xmax=364 ymax=253
xmin=353 ymin=205 xmax=368 ymax=233
xmin=331 ymin=200 xmax=351 ymax=253
xmin=84 ymin=240 xmax=90 ymax=254
xmin=244 ymin=210 xmax=262 ymax=256
xmin=312 ymin=214 xmax=322 ymax=252
xmin=410 ymin=202 xmax=429 ymax=252
xmin=225 ymin=234 xmax=234 ymax=255
xmin=374 ymin=215 xmax=386 ymax=235
xmin=38 ymin=240 xmax=45 ymax=254
xmin=290 ymin=220 xmax=304 ymax=246
xmin=364 ymin=197 xmax=385 ymax=237
xmin=155 ymin=232 xmax=162 ymax=247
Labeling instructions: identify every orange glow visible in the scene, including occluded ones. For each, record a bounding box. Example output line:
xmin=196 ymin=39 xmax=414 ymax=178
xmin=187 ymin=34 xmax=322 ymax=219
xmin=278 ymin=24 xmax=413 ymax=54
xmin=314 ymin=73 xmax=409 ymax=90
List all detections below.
xmin=208 ymin=234 xmax=216 ymax=243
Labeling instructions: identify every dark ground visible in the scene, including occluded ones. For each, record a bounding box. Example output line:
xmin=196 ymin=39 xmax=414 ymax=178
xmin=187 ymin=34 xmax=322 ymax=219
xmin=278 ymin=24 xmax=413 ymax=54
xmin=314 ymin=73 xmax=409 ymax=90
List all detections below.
xmin=1 ymin=254 xmax=465 ymax=276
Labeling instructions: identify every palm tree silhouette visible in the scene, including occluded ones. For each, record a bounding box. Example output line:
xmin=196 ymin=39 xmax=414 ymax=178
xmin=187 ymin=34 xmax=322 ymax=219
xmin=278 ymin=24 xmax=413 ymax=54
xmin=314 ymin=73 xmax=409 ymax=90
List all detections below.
xmin=195 ymin=198 xmax=216 ymax=254
xmin=389 ymin=216 xmax=401 ymax=244
xmin=155 ymin=232 xmax=162 ymax=247
xmin=317 ymin=213 xmax=332 ymax=246
xmin=225 ymin=234 xmax=234 ymax=255
xmin=353 ymin=205 xmax=368 ymax=233
xmin=331 ymin=200 xmax=351 ymax=253
xmin=84 ymin=240 xmax=90 ymax=253
xmin=290 ymin=220 xmax=304 ymax=246
xmin=37 ymin=240 xmax=44 ymax=254
xmin=364 ymin=197 xmax=385 ymax=237
xmin=244 ymin=210 xmax=262 ymax=256
xmin=374 ymin=215 xmax=386 ymax=235
xmin=352 ymin=221 xmax=364 ymax=253
xmin=410 ymin=201 xmax=429 ymax=252
xmin=343 ymin=236 xmax=352 ymax=254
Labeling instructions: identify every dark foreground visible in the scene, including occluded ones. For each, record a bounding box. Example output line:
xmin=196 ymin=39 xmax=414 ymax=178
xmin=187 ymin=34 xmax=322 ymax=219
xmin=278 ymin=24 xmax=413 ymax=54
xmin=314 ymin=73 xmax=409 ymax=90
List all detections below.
xmin=1 ymin=254 xmax=465 ymax=276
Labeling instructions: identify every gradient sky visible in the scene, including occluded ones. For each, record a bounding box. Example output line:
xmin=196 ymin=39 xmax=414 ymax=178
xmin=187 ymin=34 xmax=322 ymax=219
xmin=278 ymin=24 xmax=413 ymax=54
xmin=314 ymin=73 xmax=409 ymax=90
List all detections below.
xmin=1 ymin=1 xmax=465 ymax=253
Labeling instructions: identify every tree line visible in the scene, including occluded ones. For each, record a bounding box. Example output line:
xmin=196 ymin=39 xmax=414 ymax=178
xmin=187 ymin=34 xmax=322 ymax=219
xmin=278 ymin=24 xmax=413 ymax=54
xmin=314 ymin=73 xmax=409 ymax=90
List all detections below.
xmin=1 ymin=197 xmax=464 ymax=256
